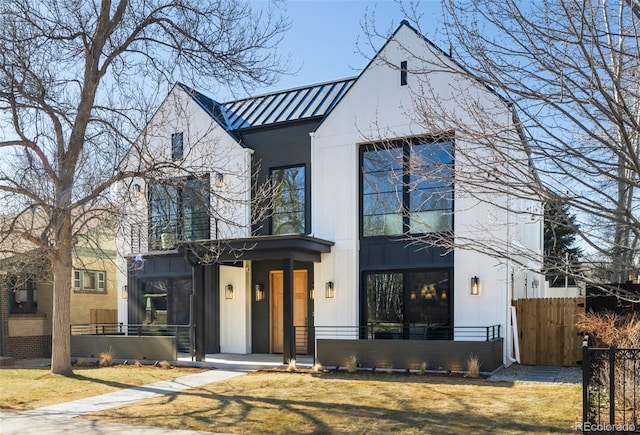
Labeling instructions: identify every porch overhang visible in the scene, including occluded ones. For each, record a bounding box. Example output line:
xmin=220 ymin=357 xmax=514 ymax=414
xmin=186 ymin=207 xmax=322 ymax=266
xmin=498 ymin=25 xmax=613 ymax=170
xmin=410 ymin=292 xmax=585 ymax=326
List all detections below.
xmin=179 ymin=234 xmax=334 ymax=264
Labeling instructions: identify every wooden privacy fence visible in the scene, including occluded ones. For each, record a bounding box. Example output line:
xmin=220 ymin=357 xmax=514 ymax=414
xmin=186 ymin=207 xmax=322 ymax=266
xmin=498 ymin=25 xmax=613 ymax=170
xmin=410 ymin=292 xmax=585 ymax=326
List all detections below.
xmin=90 ymin=309 xmax=117 ymax=324
xmin=513 ymin=297 xmax=585 ymax=366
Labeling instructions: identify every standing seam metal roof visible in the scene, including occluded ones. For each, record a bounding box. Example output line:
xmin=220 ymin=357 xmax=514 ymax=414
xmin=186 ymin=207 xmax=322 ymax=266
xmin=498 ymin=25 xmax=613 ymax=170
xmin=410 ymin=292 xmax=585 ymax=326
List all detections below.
xmin=181 ymin=78 xmax=356 ymax=132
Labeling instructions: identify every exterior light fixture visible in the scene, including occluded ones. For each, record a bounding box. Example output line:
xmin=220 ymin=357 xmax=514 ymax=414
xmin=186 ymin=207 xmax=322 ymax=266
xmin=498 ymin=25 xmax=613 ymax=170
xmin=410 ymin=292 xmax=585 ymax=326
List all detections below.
xmin=255 ymin=284 xmax=264 ymax=302
xmin=309 ymin=287 xmax=315 ymax=300
xmin=225 ymin=284 xmax=234 ymax=300
xmin=471 ymin=276 xmax=480 ymax=295
xmin=325 ymin=281 xmax=334 ymax=299
xmin=215 ymin=172 xmax=224 ymax=188
xmin=122 ymin=285 xmax=128 ymax=300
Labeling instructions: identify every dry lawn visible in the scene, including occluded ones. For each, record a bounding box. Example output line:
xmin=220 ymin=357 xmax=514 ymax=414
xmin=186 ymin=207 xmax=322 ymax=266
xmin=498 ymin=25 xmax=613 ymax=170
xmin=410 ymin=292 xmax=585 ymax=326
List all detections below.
xmin=87 ymin=370 xmax=582 ymax=434
xmin=0 ymin=364 xmax=207 ymax=411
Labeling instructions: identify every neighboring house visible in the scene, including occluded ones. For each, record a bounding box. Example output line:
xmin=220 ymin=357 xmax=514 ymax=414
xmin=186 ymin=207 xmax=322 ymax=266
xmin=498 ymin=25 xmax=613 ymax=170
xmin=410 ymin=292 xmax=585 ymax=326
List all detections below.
xmin=0 ymin=227 xmax=117 ymax=359
xmin=117 ymin=22 xmax=543 ymax=368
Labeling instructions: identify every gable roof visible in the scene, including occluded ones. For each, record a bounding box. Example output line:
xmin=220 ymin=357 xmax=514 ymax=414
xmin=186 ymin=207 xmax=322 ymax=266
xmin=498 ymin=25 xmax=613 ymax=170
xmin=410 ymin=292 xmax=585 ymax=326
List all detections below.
xmin=178 ymin=78 xmax=355 ymax=133
xmin=179 ymin=20 xmax=511 ymax=135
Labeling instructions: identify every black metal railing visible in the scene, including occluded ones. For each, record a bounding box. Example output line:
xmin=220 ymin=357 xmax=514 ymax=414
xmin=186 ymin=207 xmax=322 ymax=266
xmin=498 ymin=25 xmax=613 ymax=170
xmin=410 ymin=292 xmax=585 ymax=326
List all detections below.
xmin=582 ymin=337 xmax=640 ymax=433
xmin=71 ymin=323 xmax=192 ymax=354
xmin=313 ymin=324 xmax=501 ymax=342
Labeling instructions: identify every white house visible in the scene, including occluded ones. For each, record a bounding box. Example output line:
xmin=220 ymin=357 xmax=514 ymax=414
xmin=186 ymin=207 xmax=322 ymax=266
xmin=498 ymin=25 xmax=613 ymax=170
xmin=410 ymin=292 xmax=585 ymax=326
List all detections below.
xmin=116 ymin=21 xmax=542 ymax=371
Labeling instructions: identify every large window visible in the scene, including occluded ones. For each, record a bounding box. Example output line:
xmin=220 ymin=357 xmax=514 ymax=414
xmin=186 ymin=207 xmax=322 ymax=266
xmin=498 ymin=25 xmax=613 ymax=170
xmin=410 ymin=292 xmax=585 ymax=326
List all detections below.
xmin=271 ymin=165 xmax=306 ymax=235
xmin=361 ymin=139 xmax=453 ymax=237
xmin=364 ymin=269 xmax=451 ymax=339
xmin=149 ymin=175 xmax=210 ymax=250
xmin=7 ymin=274 xmax=37 ymax=314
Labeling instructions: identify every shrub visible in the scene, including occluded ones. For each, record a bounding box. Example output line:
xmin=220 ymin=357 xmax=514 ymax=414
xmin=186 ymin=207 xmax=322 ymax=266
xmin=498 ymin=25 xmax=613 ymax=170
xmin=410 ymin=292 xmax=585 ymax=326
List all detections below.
xmin=158 ymin=360 xmax=172 ymax=369
xmin=312 ymin=361 xmax=323 ymax=372
xmin=419 ymin=361 xmax=428 ymax=375
xmin=466 ymin=354 xmax=481 ymax=378
xmin=99 ymin=348 xmax=115 ymax=367
xmin=577 ymin=310 xmax=640 ymax=348
xmin=287 ymin=358 xmax=297 ymax=372
xmin=134 ymin=360 xmax=143 ymax=368
xmin=345 ymin=354 xmax=357 ymax=373
xmin=578 ymin=310 xmax=640 ymax=414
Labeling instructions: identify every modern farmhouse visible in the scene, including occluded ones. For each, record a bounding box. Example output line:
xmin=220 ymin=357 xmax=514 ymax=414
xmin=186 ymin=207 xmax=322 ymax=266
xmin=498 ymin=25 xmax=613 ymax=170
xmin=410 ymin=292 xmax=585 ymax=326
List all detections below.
xmin=114 ymin=21 xmax=543 ymax=371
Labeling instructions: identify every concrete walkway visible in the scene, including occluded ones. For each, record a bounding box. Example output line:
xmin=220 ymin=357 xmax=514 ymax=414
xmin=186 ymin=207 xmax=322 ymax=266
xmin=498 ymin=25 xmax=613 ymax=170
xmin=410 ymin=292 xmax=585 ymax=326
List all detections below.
xmin=1 ymin=353 xmax=311 ymax=435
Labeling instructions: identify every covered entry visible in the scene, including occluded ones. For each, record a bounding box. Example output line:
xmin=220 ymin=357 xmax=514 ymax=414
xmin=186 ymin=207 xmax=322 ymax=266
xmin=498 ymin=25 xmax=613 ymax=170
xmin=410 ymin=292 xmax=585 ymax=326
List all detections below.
xmin=181 ymin=234 xmax=333 ymax=363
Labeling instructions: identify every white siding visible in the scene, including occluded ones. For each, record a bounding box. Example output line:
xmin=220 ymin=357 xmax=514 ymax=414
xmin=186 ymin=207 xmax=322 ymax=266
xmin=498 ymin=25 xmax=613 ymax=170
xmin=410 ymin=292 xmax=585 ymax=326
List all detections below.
xmin=312 ymin=24 xmax=541 ymax=364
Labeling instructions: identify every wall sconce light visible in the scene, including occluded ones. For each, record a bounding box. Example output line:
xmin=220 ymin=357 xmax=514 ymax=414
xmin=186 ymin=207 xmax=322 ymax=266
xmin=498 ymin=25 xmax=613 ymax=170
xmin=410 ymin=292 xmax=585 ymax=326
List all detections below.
xmin=309 ymin=287 xmax=315 ymax=300
xmin=122 ymin=285 xmax=128 ymax=300
xmin=325 ymin=281 xmax=334 ymax=298
xmin=255 ymin=284 xmax=264 ymax=302
xmin=215 ymin=172 xmax=224 ymax=188
xmin=471 ymin=276 xmax=480 ymax=295
xmin=225 ymin=284 xmax=234 ymax=300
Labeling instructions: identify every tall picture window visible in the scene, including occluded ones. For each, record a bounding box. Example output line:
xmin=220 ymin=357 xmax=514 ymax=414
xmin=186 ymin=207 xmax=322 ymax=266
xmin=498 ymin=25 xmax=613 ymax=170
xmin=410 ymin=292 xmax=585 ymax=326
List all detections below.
xmin=271 ymin=165 xmax=306 ymax=235
xmin=149 ymin=175 xmax=210 ymax=250
xmin=361 ymin=138 xmax=453 ymax=237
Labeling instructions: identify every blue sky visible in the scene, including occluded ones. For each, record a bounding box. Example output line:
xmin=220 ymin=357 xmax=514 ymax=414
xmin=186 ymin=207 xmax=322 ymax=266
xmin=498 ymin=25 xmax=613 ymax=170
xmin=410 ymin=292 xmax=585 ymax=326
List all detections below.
xmin=217 ymin=0 xmax=445 ymax=101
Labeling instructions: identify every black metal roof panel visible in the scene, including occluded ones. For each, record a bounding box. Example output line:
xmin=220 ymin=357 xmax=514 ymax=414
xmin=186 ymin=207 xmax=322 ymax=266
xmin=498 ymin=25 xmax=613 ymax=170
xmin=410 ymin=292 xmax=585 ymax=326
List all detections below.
xmin=221 ymin=78 xmax=355 ymax=130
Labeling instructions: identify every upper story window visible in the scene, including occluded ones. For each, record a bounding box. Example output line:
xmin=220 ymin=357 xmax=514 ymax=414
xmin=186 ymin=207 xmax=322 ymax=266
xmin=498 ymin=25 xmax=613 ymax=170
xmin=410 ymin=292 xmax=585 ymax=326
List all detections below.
xmin=149 ymin=175 xmax=210 ymax=250
xmin=400 ymin=61 xmax=408 ymax=86
xmin=74 ymin=269 xmax=106 ymax=292
xmin=171 ymin=132 xmax=184 ymax=161
xmin=7 ymin=274 xmax=37 ymax=314
xmin=361 ymin=138 xmax=453 ymax=237
xmin=271 ymin=165 xmax=306 ymax=235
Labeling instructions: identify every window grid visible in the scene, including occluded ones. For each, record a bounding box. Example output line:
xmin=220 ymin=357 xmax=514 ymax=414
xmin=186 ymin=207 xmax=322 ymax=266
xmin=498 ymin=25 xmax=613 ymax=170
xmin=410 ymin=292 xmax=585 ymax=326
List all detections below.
xmin=361 ymin=139 xmax=453 ymax=237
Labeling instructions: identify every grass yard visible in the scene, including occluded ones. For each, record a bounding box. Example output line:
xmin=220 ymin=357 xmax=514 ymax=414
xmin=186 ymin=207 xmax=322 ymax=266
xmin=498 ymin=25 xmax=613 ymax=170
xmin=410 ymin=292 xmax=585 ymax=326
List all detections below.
xmin=87 ymin=370 xmax=582 ymax=434
xmin=0 ymin=364 xmax=207 ymax=411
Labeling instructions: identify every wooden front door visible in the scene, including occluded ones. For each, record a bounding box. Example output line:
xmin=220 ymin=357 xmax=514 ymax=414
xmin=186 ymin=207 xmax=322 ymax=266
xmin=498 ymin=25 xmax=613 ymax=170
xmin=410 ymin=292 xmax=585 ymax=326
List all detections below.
xmin=270 ymin=270 xmax=308 ymax=354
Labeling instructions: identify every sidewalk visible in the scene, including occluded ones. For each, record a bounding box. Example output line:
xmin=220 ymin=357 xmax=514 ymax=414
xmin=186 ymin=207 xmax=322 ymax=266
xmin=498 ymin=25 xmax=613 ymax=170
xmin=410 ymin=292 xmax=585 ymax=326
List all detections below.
xmin=1 ymin=354 xmax=310 ymax=434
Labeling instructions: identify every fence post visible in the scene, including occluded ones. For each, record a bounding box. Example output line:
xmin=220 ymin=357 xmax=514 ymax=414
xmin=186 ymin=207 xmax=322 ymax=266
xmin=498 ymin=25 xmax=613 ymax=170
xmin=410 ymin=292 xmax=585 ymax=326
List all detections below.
xmin=609 ymin=346 xmax=615 ymax=426
xmin=582 ymin=335 xmax=589 ymax=427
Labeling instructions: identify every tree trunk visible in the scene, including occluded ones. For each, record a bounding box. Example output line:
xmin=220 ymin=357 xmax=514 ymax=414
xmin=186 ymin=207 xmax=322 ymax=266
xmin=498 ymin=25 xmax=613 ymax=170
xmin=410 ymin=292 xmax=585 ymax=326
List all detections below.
xmin=50 ymin=211 xmax=74 ymax=376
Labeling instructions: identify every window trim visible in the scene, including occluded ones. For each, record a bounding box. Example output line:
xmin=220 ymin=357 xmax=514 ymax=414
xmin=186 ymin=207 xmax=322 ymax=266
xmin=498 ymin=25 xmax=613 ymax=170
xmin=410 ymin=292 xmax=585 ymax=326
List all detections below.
xmin=73 ymin=269 xmax=107 ymax=292
xmin=361 ymin=268 xmax=453 ymax=339
xmin=269 ymin=164 xmax=307 ymax=235
xmin=359 ymin=136 xmax=454 ymax=238
xmin=7 ymin=274 xmax=38 ymax=314
xmin=171 ymin=132 xmax=184 ymax=161
xmin=148 ymin=174 xmax=211 ymax=250
xmin=400 ymin=60 xmax=408 ymax=86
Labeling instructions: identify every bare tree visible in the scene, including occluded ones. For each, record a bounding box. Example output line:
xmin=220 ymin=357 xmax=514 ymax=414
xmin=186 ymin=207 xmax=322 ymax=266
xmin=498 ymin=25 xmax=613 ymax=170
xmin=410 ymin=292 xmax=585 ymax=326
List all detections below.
xmin=363 ymin=1 xmax=640 ymax=298
xmin=0 ymin=0 xmax=288 ymax=375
